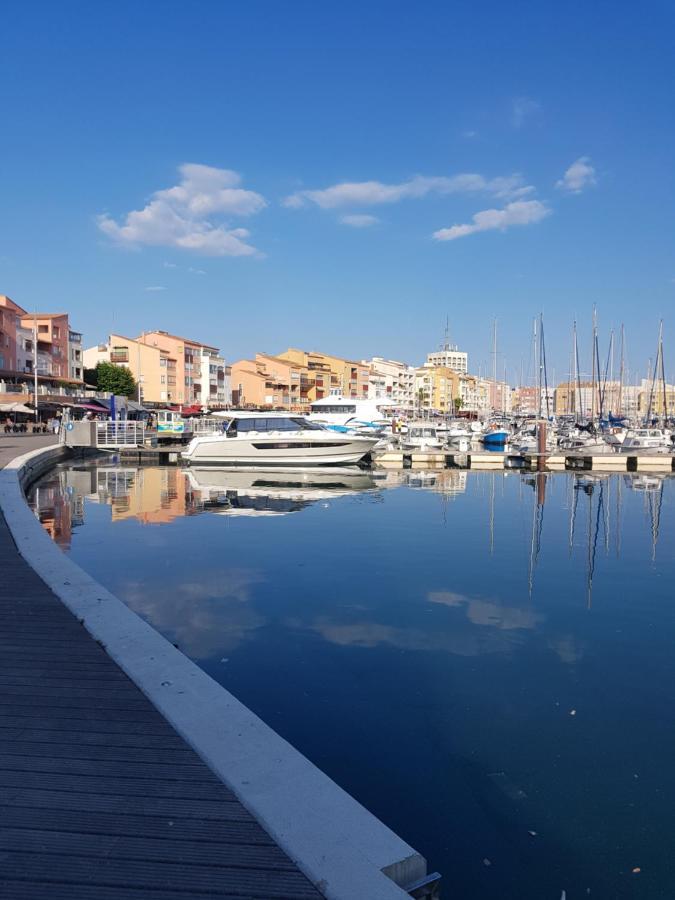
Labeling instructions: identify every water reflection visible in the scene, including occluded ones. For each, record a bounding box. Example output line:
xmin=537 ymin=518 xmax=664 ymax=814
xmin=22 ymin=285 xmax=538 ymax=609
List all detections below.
xmin=26 ymin=462 xmax=675 ymax=900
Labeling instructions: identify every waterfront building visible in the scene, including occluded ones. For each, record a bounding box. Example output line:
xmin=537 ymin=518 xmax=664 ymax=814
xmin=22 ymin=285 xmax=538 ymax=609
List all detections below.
xmin=553 ymin=381 xmax=622 ymax=418
xmin=513 ymin=385 xmax=556 ymax=416
xmin=279 ymin=348 xmax=370 ymax=399
xmin=231 ymin=353 xmax=308 ymax=410
xmin=414 ymin=365 xmax=462 ymax=413
xmin=366 ymin=357 xmax=416 ymax=412
xmin=69 ymin=328 xmax=84 ymax=381
xmin=84 ymin=334 xmax=176 ymax=404
xmin=85 ymin=330 xmax=229 ymax=407
xmin=137 ymin=331 xmax=225 ymax=407
xmin=426 ymin=343 xmax=468 ymax=374
xmin=0 ymin=295 xmax=25 ymax=371
xmin=475 ymin=378 xmax=512 ymax=415
xmin=1 ymin=295 xmax=84 ymax=406
xmin=637 ymin=379 xmax=675 ymax=417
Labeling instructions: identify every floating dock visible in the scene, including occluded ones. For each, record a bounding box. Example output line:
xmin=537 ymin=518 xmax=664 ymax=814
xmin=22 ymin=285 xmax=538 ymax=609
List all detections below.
xmin=372 ymin=449 xmax=675 ymax=472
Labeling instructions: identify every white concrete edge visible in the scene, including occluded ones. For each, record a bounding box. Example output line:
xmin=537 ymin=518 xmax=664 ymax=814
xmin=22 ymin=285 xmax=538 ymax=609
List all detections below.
xmin=0 ymin=445 xmax=427 ymax=900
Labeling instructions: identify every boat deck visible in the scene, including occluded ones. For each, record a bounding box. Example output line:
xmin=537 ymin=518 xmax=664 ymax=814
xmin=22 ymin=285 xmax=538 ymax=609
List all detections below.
xmin=0 ymin=434 xmax=322 ymax=899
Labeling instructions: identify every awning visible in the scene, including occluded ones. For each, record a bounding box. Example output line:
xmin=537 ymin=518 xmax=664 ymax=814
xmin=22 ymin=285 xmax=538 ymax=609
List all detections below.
xmin=0 ymin=402 xmax=34 ymax=414
xmin=73 ymin=403 xmax=108 ymax=412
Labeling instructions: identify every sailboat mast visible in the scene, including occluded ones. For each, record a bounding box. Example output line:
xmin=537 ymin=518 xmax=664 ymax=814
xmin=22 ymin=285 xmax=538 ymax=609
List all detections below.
xmin=590 ymin=308 xmax=597 ymax=423
xmin=492 ymin=318 xmax=497 ymax=415
xmin=618 ymin=324 xmax=625 ymax=418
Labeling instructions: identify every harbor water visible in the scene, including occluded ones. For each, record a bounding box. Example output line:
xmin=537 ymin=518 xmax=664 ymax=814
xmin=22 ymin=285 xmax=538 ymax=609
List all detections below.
xmin=28 ymin=461 xmax=675 ymax=900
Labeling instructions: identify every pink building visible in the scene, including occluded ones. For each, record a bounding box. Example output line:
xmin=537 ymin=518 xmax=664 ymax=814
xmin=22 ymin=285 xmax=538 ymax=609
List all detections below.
xmin=0 ymin=295 xmax=28 ymax=372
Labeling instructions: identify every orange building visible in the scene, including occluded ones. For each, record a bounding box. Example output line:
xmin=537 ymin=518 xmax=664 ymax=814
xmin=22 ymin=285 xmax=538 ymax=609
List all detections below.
xmin=137 ymin=330 xmax=221 ymax=406
xmin=279 ymin=349 xmax=370 ymax=400
xmin=231 ymin=353 xmax=308 ymax=409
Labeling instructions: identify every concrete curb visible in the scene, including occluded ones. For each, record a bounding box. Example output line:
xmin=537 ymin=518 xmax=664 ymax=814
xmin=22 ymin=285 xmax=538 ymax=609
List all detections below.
xmin=0 ymin=445 xmax=427 ymax=900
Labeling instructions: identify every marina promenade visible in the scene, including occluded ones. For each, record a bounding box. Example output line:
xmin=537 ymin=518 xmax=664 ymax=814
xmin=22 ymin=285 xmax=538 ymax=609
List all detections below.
xmin=0 ymin=434 xmax=322 ymax=898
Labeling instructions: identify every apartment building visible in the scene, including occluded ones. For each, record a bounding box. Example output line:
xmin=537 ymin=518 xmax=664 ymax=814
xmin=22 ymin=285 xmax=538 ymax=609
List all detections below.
xmin=137 ymin=331 xmax=225 ymax=407
xmin=279 ymin=349 xmax=370 ymax=400
xmin=1 ymin=296 xmax=84 ymax=406
xmin=366 ymin=357 xmax=416 ymax=411
xmin=513 ymin=385 xmax=556 ymax=416
xmin=231 ymin=353 xmax=308 ymax=409
xmin=426 ymin=344 xmax=468 ymax=374
xmin=0 ymin=295 xmax=26 ymax=371
xmin=413 ymin=365 xmax=463 ymax=413
xmin=84 ymin=334 xmax=176 ymax=404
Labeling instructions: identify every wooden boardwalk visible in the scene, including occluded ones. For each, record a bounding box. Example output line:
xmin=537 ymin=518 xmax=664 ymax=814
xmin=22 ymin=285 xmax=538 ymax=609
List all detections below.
xmin=0 ymin=435 xmax=322 ymax=899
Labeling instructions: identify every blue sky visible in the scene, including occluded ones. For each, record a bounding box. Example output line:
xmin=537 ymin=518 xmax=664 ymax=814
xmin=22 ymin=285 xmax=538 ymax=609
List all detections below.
xmin=2 ymin=1 xmax=674 ymax=383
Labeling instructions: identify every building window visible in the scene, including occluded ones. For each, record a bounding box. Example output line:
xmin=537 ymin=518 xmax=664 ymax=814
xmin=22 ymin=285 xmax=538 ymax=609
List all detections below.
xmin=160 ymin=375 xmax=166 ymax=384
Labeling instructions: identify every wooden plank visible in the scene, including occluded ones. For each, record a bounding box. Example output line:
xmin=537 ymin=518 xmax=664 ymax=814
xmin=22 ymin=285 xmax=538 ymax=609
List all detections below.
xmin=0 ymin=771 xmax=227 ymax=800
xmin=0 ymin=805 xmax=276 ymax=844
xmin=0 ymin=788 xmax=255 ymax=820
xmin=0 ymin=828 xmax=297 ymax=870
xmin=0 ymin=740 xmax=202 ymax=766
xmin=0 ymin=726 xmax=187 ymax=749
xmin=0 ymin=753 xmax=221 ymax=782
xmin=0 ymin=852 xmax=321 ymax=898
xmin=1 ymin=881 xmax=273 ymax=900
xmin=0 ymin=715 xmax=179 ymax=735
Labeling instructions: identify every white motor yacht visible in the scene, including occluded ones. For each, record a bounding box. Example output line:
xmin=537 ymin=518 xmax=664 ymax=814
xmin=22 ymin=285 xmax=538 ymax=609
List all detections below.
xmin=620 ymin=428 xmax=673 ymax=454
xmin=400 ymin=422 xmax=445 ymax=451
xmin=181 ymin=413 xmax=378 ymax=466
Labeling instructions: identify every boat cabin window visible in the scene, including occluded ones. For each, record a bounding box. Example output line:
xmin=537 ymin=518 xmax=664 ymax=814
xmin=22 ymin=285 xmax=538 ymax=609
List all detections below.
xmin=310 ymin=404 xmax=356 ymax=414
xmin=230 ymin=417 xmax=324 ymax=433
xmin=410 ymin=427 xmax=437 ymax=438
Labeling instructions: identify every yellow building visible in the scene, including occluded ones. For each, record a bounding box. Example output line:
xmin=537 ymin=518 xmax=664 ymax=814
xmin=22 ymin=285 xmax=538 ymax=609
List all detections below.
xmin=414 ymin=366 xmax=462 ymax=413
xmin=279 ymin=349 xmax=370 ymax=400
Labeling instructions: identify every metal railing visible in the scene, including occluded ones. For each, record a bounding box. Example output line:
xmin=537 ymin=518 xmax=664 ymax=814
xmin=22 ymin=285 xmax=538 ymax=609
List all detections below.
xmin=188 ymin=417 xmax=223 ymax=435
xmin=96 ymin=422 xmax=145 ymax=447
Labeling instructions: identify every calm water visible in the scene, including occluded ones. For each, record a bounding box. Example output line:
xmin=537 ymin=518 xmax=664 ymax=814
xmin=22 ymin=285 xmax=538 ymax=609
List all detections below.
xmin=28 ymin=461 xmax=675 ymax=899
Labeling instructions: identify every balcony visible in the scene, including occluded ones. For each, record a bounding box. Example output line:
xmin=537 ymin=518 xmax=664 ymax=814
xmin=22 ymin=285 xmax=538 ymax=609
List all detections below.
xmin=110 ymin=352 xmax=129 ymax=363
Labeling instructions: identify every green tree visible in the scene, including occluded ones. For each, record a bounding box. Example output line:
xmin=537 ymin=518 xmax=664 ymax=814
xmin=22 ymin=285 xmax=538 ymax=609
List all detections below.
xmin=83 ymin=367 xmax=98 ymax=388
xmin=95 ymin=362 xmax=137 ymax=398
xmin=453 ymin=397 xmax=464 ymax=412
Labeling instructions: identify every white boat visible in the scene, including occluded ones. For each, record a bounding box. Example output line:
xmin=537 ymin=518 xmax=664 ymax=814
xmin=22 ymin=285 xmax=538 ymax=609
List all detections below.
xmin=621 ymin=428 xmax=673 ymax=454
xmin=182 ymin=413 xmax=378 ymax=466
xmin=558 ymin=433 xmax=616 ymax=454
xmin=307 ymin=396 xmax=393 ymax=430
xmin=400 ymin=422 xmax=445 ymax=451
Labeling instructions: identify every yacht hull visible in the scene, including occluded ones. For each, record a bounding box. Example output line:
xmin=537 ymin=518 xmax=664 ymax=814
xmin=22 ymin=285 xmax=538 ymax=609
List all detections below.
xmin=182 ymin=433 xmax=377 ymax=466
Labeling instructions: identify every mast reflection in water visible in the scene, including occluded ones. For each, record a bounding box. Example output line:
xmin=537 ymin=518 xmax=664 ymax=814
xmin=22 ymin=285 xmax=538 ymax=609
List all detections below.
xmin=28 ymin=462 xmax=675 ymax=900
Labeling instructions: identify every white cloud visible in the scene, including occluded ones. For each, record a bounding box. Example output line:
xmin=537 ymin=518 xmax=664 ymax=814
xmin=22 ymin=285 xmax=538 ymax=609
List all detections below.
xmin=511 ymin=96 xmax=540 ymax=128
xmin=162 ymin=261 xmax=177 ymax=268
xmin=283 ymin=172 xmax=533 ymax=209
xmin=98 ymin=163 xmax=266 ymax=257
xmin=144 ymin=285 xmax=166 ymax=292
xmin=461 ymin=130 xmax=478 ymax=139
xmin=433 ymin=199 xmax=551 ymax=242
xmin=339 ymin=214 xmax=380 ymax=228
xmin=555 ymin=157 xmax=597 ymax=193
xmin=188 ymin=267 xmax=206 ymax=275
